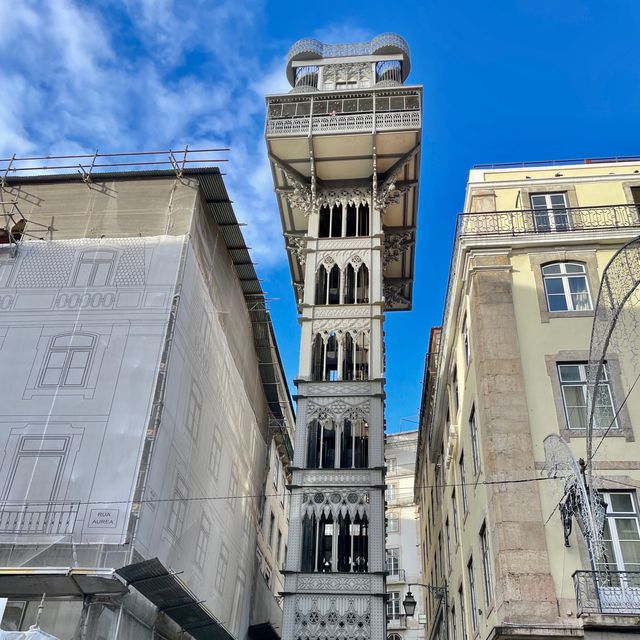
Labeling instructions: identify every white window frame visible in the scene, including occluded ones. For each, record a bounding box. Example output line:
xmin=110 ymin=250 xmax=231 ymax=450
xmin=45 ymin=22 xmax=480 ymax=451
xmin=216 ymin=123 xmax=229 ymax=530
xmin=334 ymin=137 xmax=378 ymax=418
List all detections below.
xmin=386 ymin=591 xmax=401 ymax=620
xmin=459 ymin=453 xmax=468 ymax=514
xmin=542 ymin=262 xmax=592 ymax=312
xmin=558 ymin=362 xmax=617 ymax=431
xmin=386 ymin=547 xmax=400 ymax=575
xmin=386 ymin=457 xmax=398 ymax=475
xmin=39 ymin=334 xmax=95 ymax=388
xmin=387 ymin=511 xmax=399 ymax=533
xmin=530 ymin=192 xmax=571 ymax=231
xmin=600 ymin=491 xmax=640 ymax=573
xmin=385 ymin=483 xmax=397 ymax=504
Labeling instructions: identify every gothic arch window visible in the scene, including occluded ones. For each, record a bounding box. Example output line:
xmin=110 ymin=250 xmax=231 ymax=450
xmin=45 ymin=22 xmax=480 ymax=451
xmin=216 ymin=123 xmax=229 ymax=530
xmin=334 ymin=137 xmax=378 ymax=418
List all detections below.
xmin=344 ymin=265 xmax=356 ymax=304
xmin=327 ymin=265 xmax=340 ymax=304
xmin=318 ymin=204 xmax=344 ymax=238
xmin=343 ymin=332 xmax=355 ymax=379
xmin=355 ymin=332 xmax=370 ymax=381
xmin=39 ymin=333 xmax=96 ymax=388
xmin=311 ymin=333 xmax=339 ymax=381
xmin=72 ymin=249 xmax=117 ymax=287
xmin=301 ymin=511 xmax=368 ymax=573
xmin=315 ymin=267 xmax=328 ymax=305
xmin=356 ymin=264 xmax=369 ymax=304
xmin=308 ymin=417 xmax=368 ymax=470
xmin=344 ymin=203 xmax=369 ymax=237
xmin=341 ymin=418 xmax=369 ymax=468
xmin=307 ymin=419 xmax=336 ymax=469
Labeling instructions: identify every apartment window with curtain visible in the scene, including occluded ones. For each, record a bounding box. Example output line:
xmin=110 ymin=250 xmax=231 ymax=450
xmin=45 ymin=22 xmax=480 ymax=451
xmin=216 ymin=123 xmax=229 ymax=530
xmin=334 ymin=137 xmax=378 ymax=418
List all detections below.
xmin=530 ymin=192 xmax=570 ymax=231
xmin=542 ymin=262 xmax=592 ymax=311
xmin=480 ymin=522 xmax=494 ymax=607
xmin=467 ymin=557 xmax=479 ymax=632
xmin=387 ymin=592 xmax=401 ymax=620
xmin=452 ymin=491 xmax=460 ymax=544
xmin=462 ymin=314 xmax=470 ymax=367
xmin=459 ymin=585 xmax=468 ymax=640
xmin=558 ymin=362 xmax=617 ymax=431
xmin=598 ymin=491 xmax=640 ymax=576
xmin=469 ymin=406 xmax=480 ymax=475
xmin=445 ymin=518 xmax=452 ymax=573
xmin=459 ymin=453 xmax=469 ymax=514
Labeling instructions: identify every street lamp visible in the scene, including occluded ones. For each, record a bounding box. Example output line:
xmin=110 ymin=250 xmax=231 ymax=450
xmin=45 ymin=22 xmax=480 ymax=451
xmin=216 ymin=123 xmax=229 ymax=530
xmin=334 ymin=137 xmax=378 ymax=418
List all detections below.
xmin=402 ymin=583 xmax=449 ymax=640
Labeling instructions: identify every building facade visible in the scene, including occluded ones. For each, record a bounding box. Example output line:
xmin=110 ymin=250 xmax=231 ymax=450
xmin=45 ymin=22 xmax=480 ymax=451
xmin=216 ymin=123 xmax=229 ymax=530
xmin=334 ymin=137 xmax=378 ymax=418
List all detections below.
xmin=265 ymin=34 xmax=422 ymax=640
xmin=0 ymin=163 xmax=294 ymax=640
xmin=416 ymin=160 xmax=640 ymax=640
xmin=385 ymin=431 xmax=425 ymax=640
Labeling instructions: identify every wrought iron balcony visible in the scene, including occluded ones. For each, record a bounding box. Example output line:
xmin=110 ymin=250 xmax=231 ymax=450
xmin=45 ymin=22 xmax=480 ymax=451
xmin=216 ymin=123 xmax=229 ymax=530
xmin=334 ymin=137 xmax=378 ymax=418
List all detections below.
xmin=266 ymin=91 xmax=421 ymax=138
xmin=387 ymin=568 xmax=407 ymax=583
xmin=573 ymin=570 xmax=640 ymax=616
xmin=458 ymin=204 xmax=640 ymax=237
xmin=387 ymin=614 xmax=407 ymax=630
xmin=0 ymin=502 xmax=79 ymax=535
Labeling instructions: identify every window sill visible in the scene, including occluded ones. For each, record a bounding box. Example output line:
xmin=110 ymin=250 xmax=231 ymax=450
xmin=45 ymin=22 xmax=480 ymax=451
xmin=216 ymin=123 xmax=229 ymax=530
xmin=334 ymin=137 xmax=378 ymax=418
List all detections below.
xmin=541 ymin=309 xmax=594 ymax=323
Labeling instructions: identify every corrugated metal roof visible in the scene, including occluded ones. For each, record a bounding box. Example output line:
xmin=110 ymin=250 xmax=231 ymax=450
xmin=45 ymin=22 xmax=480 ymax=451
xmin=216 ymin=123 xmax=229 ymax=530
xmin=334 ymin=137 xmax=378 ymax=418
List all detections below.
xmin=116 ymin=559 xmax=233 ymax=640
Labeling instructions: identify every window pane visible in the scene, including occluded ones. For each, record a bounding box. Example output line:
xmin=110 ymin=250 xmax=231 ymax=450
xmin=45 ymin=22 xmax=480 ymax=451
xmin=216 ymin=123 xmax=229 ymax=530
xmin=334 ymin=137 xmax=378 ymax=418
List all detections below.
xmin=545 ymin=278 xmax=565 ymax=294
xmin=616 ymin=518 xmax=640 ymax=540
xmin=559 ymin=365 xmax=582 ymax=382
xmin=41 ymin=367 xmax=63 ymax=386
xmin=547 ymin=293 xmax=568 ymax=311
xmin=530 ymin=195 xmax=548 ymax=208
xmin=549 ymin=194 xmax=567 ymax=207
xmin=565 ymin=263 xmax=586 ymax=274
xmin=69 ymin=350 xmax=90 ymax=368
xmin=608 ymin=493 xmax=634 ymax=513
xmin=619 ymin=540 xmax=640 ymax=565
xmin=542 ymin=263 xmax=562 ymax=275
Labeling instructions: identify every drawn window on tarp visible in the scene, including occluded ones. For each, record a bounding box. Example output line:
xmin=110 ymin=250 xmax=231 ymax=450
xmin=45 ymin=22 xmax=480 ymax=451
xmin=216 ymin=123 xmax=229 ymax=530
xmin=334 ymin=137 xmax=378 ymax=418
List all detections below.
xmin=38 ymin=334 xmax=95 ymax=388
xmin=72 ymin=249 xmax=117 ymax=287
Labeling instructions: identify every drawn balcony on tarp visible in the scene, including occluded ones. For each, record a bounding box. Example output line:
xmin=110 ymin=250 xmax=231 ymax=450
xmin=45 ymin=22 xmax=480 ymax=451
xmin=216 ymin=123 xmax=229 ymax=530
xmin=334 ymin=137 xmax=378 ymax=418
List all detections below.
xmin=0 ymin=501 xmax=79 ymax=535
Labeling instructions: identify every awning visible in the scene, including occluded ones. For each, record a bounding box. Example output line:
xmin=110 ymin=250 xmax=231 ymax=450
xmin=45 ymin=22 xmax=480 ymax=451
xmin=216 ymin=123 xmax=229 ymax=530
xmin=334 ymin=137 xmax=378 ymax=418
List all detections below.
xmin=116 ymin=558 xmax=234 ymax=640
xmin=0 ymin=568 xmax=127 ymax=598
xmin=248 ymin=622 xmax=280 ymax=640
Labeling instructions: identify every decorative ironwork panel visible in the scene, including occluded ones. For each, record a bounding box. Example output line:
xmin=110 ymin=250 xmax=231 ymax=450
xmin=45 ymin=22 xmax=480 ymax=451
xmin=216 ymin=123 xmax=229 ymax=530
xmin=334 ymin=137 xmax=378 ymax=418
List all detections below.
xmin=574 ymin=570 xmax=640 ymax=615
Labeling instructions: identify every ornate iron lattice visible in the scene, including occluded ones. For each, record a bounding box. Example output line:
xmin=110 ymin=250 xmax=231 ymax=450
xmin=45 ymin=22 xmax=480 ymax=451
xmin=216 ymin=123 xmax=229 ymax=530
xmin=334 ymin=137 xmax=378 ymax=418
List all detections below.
xmin=294 ymin=596 xmax=371 ymax=640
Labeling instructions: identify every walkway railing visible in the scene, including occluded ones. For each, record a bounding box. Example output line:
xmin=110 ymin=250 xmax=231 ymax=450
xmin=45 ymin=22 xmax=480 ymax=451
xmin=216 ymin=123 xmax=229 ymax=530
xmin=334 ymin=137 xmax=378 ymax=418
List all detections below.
xmin=573 ymin=570 xmax=640 ymax=615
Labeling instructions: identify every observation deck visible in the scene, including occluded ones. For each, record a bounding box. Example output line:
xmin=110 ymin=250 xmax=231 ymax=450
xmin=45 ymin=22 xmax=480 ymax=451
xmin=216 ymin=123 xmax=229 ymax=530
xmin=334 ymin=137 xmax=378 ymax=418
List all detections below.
xmin=265 ymin=34 xmax=422 ymax=311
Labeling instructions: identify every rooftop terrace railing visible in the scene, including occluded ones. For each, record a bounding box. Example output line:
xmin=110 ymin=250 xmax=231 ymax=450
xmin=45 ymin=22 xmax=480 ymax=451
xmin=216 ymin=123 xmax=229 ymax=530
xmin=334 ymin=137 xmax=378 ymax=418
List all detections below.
xmin=574 ymin=570 xmax=640 ymax=616
xmin=458 ymin=204 xmax=640 ymax=237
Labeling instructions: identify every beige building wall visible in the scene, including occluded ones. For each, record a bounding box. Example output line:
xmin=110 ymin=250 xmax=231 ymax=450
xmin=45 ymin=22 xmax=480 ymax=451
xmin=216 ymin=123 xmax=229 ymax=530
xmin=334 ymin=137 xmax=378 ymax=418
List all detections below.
xmin=417 ymin=160 xmax=640 ymax=640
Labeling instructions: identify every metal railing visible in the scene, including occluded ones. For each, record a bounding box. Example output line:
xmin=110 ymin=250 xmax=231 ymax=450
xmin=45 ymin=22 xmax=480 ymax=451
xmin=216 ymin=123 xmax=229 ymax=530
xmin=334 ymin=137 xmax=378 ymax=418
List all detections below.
xmin=573 ymin=570 xmax=640 ymax=615
xmin=0 ymin=502 xmax=79 ymax=535
xmin=387 ymin=614 xmax=407 ymax=629
xmin=387 ymin=568 xmax=406 ymax=583
xmin=458 ymin=204 xmax=640 ymax=237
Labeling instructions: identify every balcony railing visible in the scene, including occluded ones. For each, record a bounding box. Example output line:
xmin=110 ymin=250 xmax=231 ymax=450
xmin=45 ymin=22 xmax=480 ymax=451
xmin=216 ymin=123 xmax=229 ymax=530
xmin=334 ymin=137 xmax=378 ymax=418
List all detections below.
xmin=387 ymin=568 xmax=406 ymax=583
xmin=0 ymin=502 xmax=79 ymax=535
xmin=387 ymin=614 xmax=407 ymax=630
xmin=266 ymin=91 xmax=421 ymax=137
xmin=574 ymin=570 xmax=640 ymax=616
xmin=458 ymin=204 xmax=640 ymax=237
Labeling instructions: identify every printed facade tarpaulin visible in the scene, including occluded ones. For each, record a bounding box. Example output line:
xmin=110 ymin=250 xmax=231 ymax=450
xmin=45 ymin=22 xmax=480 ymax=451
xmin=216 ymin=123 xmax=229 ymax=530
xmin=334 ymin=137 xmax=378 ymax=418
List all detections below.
xmin=0 ymin=629 xmax=59 ymax=640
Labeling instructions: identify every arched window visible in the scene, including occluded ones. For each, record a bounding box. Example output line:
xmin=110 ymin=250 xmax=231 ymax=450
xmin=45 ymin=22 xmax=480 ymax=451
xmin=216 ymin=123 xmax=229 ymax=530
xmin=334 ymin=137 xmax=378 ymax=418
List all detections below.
xmin=388 ymin=633 xmax=402 ymax=640
xmin=315 ymin=267 xmax=327 ymax=304
xmin=340 ymin=418 xmax=369 ymax=469
xmin=301 ymin=511 xmax=368 ymax=573
xmin=542 ymin=262 xmax=592 ymax=311
xmin=355 ymin=332 xmax=369 ymax=381
xmin=344 ymin=264 xmax=356 ymax=304
xmin=319 ymin=206 xmax=331 ymax=238
xmin=73 ymin=249 xmax=117 ymax=287
xmin=301 ymin=512 xmax=334 ymax=572
xmin=311 ymin=333 xmax=339 ymax=381
xmin=342 ymin=332 xmax=354 ymax=380
xmin=307 ymin=419 xmax=337 ymax=469
xmin=311 ymin=334 xmax=324 ymax=381
xmin=315 ymin=264 xmax=340 ymax=305
xmin=356 ymin=264 xmax=369 ymax=303
xmin=331 ymin=205 xmax=343 ymax=238
xmin=358 ymin=203 xmax=370 ymax=236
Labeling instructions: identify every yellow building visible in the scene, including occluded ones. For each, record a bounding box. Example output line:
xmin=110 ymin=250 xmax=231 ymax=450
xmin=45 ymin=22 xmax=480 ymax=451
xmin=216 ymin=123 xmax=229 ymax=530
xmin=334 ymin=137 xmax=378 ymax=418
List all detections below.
xmin=416 ymin=158 xmax=640 ymax=640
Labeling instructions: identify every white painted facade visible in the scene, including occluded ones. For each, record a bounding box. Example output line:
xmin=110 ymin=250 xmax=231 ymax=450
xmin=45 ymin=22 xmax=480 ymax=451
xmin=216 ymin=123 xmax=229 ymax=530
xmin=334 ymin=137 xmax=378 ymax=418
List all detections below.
xmin=385 ymin=431 xmax=425 ymax=640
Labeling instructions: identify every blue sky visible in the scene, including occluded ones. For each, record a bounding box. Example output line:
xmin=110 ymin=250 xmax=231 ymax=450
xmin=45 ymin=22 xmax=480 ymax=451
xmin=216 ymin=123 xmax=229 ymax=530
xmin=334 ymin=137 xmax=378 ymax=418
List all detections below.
xmin=1 ymin=1 xmax=639 ymax=433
